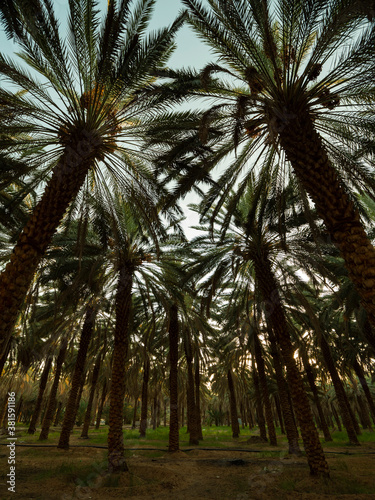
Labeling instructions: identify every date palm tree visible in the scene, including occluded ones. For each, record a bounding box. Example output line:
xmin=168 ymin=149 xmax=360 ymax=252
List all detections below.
xmin=162 ymin=0 xmax=375 ymax=338
xmin=0 ymin=0 xmax=185 ymax=358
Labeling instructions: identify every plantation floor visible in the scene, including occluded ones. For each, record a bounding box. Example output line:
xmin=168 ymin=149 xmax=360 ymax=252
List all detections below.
xmin=1 ymin=428 xmax=375 ymax=499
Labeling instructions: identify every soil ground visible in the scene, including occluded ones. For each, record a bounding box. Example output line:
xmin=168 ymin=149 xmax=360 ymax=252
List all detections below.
xmin=1 ymin=428 xmax=375 ymax=500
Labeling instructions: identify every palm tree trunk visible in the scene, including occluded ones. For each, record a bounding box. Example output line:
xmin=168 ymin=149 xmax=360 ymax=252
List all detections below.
xmin=0 ymin=137 xmax=100 ymax=358
xmin=356 ymin=394 xmax=373 ymax=430
xmin=301 ymin=351 xmax=332 ymax=442
xmin=253 ymin=332 xmax=277 ymax=446
xmin=81 ymin=352 xmax=102 ymax=438
xmin=28 ymin=355 xmax=53 ymax=434
xmin=107 ymin=264 xmax=133 ymax=473
xmin=184 ymin=333 xmax=199 ymax=445
xmin=252 ymin=361 xmax=267 ymax=441
xmin=54 ymin=402 xmax=63 ymax=426
xmin=39 ymin=341 xmax=68 ymax=441
xmin=168 ymin=304 xmax=179 ymax=452
xmin=268 ymin=328 xmax=301 ymax=454
xmin=57 ymin=304 xmax=96 ymax=449
xmin=139 ymin=357 xmax=150 ymax=438
xmin=274 ymin=395 xmax=285 ymax=434
xmin=279 ymin=111 xmax=375 ymax=341
xmin=195 ymin=354 xmax=203 ymax=440
xmin=227 ymin=369 xmax=240 ymax=438
xmin=254 ymin=255 xmax=329 ymax=476
xmin=132 ymin=397 xmax=139 ymax=429
xmin=332 ymin=405 xmax=342 ymax=431
xmin=352 ymin=359 xmax=375 ymax=424
xmin=95 ymin=380 xmax=107 ymax=429
xmin=319 ymin=335 xmax=360 ymax=445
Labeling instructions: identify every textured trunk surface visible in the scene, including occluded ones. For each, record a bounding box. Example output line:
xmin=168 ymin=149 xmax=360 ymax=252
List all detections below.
xmin=301 ymin=352 xmax=332 ymax=442
xmin=0 ymin=133 xmax=100 ymax=358
xmin=81 ymin=353 xmax=102 ymax=438
xmin=268 ymin=328 xmax=301 ymax=454
xmin=95 ymin=380 xmax=107 ymax=429
xmin=28 ymin=355 xmax=52 ymax=434
xmin=58 ymin=305 xmax=96 ymax=449
xmin=168 ymin=304 xmax=179 ymax=452
xmin=39 ymin=341 xmax=68 ymax=441
xmin=107 ymin=264 xmax=133 ymax=473
xmin=279 ymin=110 xmax=375 ymax=342
xmin=353 ymin=359 xmax=375 ymax=425
xmin=139 ymin=357 xmax=150 ymax=438
xmin=227 ymin=369 xmax=240 ymax=438
xmin=254 ymin=255 xmax=329 ymax=476
xmin=184 ymin=333 xmax=199 ymax=445
xmin=252 ymin=363 xmax=267 ymax=441
xmin=253 ymin=333 xmax=277 ymax=446
xmin=54 ymin=402 xmax=63 ymax=426
xmin=320 ymin=335 xmax=360 ymax=445
xmin=195 ymin=355 xmax=203 ymax=440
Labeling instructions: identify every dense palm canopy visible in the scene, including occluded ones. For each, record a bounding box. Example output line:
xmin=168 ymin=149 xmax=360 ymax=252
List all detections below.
xmin=0 ymin=0 xmax=185 ymax=357
xmin=151 ymin=0 xmax=375 ymax=336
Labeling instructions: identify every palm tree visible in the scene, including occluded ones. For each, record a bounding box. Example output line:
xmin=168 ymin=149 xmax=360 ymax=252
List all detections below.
xmin=0 ymin=0 xmax=185 ymax=358
xmin=187 ymin=180 xmax=329 ymax=475
xmin=163 ymin=0 xmax=375 ymax=338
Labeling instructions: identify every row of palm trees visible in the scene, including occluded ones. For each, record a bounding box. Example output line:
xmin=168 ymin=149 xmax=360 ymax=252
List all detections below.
xmin=1 ymin=0 xmax=375 ymax=477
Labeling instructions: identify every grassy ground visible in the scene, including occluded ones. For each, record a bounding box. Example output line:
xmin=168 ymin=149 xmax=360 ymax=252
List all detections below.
xmin=1 ymin=424 xmax=375 ymax=499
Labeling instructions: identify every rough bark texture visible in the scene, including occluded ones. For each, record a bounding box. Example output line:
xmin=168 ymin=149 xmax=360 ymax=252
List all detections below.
xmin=81 ymin=352 xmax=102 ymax=438
xmin=0 ymin=132 xmax=101 ymax=358
xmin=184 ymin=333 xmax=200 ymax=445
xmin=39 ymin=341 xmax=68 ymax=441
xmin=227 ymin=369 xmax=240 ymax=438
xmin=139 ymin=357 xmax=150 ymax=438
xmin=319 ymin=335 xmax=360 ymax=445
xmin=57 ymin=305 xmax=96 ymax=449
xmin=279 ymin=108 xmax=375 ymax=342
xmin=254 ymin=255 xmax=329 ymax=476
xmin=268 ymin=327 xmax=301 ymax=454
xmin=168 ymin=304 xmax=179 ymax=452
xmin=28 ymin=355 xmax=52 ymax=434
xmin=252 ymin=360 xmax=267 ymax=441
xmin=253 ymin=333 xmax=277 ymax=446
xmin=352 ymin=358 xmax=375 ymax=425
xmin=301 ymin=351 xmax=332 ymax=442
xmin=195 ymin=355 xmax=203 ymax=440
xmin=95 ymin=380 xmax=107 ymax=429
xmin=107 ymin=264 xmax=133 ymax=473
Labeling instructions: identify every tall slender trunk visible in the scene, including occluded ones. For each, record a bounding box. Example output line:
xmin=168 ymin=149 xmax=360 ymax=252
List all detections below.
xmin=168 ymin=304 xmax=179 ymax=451
xmin=253 ymin=333 xmax=277 ymax=445
xmin=139 ymin=357 xmax=150 ymax=438
xmin=107 ymin=263 xmax=133 ymax=473
xmin=301 ymin=351 xmax=332 ymax=442
xmin=252 ymin=362 xmax=267 ymax=441
xmin=184 ymin=332 xmax=199 ymax=445
xmin=332 ymin=405 xmax=342 ymax=431
xmin=39 ymin=341 xmax=68 ymax=441
xmin=279 ymin=108 xmax=375 ymax=341
xmin=81 ymin=352 xmax=102 ymax=438
xmin=0 ymin=134 xmax=100 ymax=358
xmin=356 ymin=394 xmax=372 ymax=430
xmin=95 ymin=380 xmax=107 ymax=429
xmin=253 ymin=255 xmax=329 ymax=476
xmin=28 ymin=355 xmax=53 ymax=434
xmin=54 ymin=401 xmax=63 ymax=426
xmin=132 ymin=397 xmax=138 ymax=429
xmin=266 ymin=326 xmax=301 ymax=454
xmin=58 ymin=304 xmax=96 ymax=449
xmin=319 ymin=335 xmax=360 ymax=445
xmin=195 ymin=354 xmax=203 ymax=440
xmin=274 ymin=395 xmax=285 ymax=434
xmin=227 ymin=368 xmax=240 ymax=438
xmin=352 ymin=359 xmax=375 ymax=424
xmin=73 ymin=371 xmax=86 ymax=425
xmin=0 ymin=336 xmax=11 ymax=376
